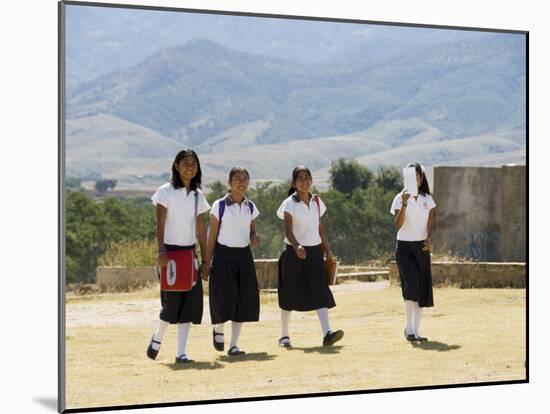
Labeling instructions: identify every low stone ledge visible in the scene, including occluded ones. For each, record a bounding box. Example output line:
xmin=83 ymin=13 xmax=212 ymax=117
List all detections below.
xmin=389 ymin=261 xmax=526 ymax=288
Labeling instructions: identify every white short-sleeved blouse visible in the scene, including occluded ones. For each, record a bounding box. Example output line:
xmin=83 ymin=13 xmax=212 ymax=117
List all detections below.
xmin=390 ymin=191 xmax=436 ymax=241
xmin=277 ymin=193 xmax=326 ymax=246
xmin=211 ymin=195 xmax=260 ymax=248
xmin=151 ymin=183 xmax=210 ymax=246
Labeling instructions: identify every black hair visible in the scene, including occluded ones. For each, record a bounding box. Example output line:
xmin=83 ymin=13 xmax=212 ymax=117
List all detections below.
xmin=171 ymin=149 xmax=202 ymax=191
xmin=228 ymin=166 xmax=250 ymax=181
xmin=288 ymin=165 xmax=312 ymax=196
xmin=407 ymin=162 xmax=430 ymax=195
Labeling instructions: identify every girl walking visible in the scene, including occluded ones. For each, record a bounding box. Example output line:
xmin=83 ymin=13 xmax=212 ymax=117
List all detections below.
xmin=146 ymin=149 xmax=210 ymax=363
xmin=276 ymin=166 xmax=343 ymax=347
xmin=202 ymin=167 xmax=260 ymax=356
xmin=390 ymin=162 xmax=436 ymax=342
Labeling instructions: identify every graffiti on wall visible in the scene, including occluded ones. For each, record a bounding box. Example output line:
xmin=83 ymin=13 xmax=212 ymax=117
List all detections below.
xmin=461 ymin=231 xmax=500 ymax=261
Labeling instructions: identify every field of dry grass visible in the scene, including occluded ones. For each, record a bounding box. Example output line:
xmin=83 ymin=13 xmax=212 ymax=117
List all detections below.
xmin=65 ymin=282 xmax=526 ymax=410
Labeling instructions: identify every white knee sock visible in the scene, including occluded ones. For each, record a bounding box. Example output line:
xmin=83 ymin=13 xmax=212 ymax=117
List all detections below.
xmin=214 ymin=323 xmax=225 ymax=344
xmin=413 ymin=303 xmax=423 ymax=337
xmin=177 ymin=323 xmax=191 ymax=357
xmin=316 ymin=308 xmax=331 ymax=336
xmin=230 ymin=322 xmax=243 ymax=349
xmin=152 ymin=319 xmax=169 ymax=350
xmin=405 ymin=301 xmax=415 ymax=335
xmin=281 ymin=310 xmax=291 ymax=338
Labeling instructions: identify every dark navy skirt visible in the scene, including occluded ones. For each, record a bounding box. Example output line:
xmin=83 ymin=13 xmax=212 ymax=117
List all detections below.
xmin=159 ymin=244 xmax=203 ymax=324
xmin=278 ymin=244 xmax=336 ymax=312
xmin=209 ymin=243 xmax=260 ymax=324
xmin=395 ymin=240 xmax=434 ymax=307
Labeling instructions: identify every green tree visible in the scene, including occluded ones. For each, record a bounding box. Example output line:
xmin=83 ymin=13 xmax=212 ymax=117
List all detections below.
xmin=375 ymin=165 xmax=403 ymax=194
xmin=206 ymin=180 xmax=228 ymax=204
xmin=329 ymin=158 xmax=374 ymax=196
xmin=95 ymin=179 xmax=117 ymax=194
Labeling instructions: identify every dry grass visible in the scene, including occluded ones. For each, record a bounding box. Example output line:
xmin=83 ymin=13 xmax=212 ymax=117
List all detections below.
xmin=65 ymin=284 xmax=526 ymax=410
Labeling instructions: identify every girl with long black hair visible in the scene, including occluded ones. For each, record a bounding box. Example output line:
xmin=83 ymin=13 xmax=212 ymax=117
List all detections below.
xmin=276 ymin=166 xmax=343 ymax=347
xmin=390 ymin=162 xmax=436 ymax=342
xmin=146 ymin=149 xmax=210 ymax=363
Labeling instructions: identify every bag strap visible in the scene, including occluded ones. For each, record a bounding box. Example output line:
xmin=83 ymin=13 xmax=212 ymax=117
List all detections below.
xmin=313 ymin=195 xmax=327 ymax=256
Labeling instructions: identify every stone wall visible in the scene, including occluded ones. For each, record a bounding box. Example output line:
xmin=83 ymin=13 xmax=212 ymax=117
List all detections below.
xmin=389 ymin=261 xmax=526 ymax=288
xmin=96 ymin=259 xmax=281 ymax=290
xmin=433 ymin=165 xmax=525 ymax=262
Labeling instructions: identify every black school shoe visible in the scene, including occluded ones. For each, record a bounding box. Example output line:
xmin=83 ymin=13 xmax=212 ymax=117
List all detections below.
xmin=175 ymin=354 xmax=194 ymax=364
xmin=212 ymin=328 xmax=224 ymax=352
xmin=278 ymin=336 xmax=291 ymax=348
xmin=404 ymin=329 xmax=416 ymax=342
xmin=415 ymin=335 xmax=428 ymax=342
xmin=147 ymin=336 xmax=161 ymax=360
xmin=323 ymin=330 xmax=344 ymax=346
xmin=227 ymin=346 xmax=246 ymax=356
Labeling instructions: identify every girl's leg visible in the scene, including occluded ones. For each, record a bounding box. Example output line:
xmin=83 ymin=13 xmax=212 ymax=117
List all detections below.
xmin=405 ymin=300 xmax=415 ymax=335
xmin=230 ymin=321 xmax=243 ymax=349
xmin=280 ymin=309 xmax=291 ymax=345
xmin=177 ymin=322 xmax=191 ymax=357
xmin=214 ymin=323 xmax=225 ymax=345
xmin=315 ymin=307 xmax=331 ymax=336
xmin=413 ymin=302 xmax=423 ymax=338
xmin=152 ymin=319 xmax=169 ymax=350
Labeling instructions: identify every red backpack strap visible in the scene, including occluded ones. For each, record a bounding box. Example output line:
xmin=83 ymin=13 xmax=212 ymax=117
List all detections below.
xmin=314 ymin=195 xmax=320 ymax=219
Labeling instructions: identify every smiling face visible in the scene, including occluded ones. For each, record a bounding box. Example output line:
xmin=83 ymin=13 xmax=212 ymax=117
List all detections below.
xmin=229 ymin=170 xmax=250 ymax=196
xmin=294 ymin=170 xmax=312 ymax=194
xmin=175 ymin=155 xmax=198 ymax=183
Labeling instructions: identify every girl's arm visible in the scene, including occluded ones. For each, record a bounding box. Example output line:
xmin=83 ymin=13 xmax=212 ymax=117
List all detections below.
xmin=394 ymin=191 xmax=410 ymax=230
xmin=319 ymin=220 xmax=332 ymax=260
xmin=250 ymin=219 xmax=259 ymax=247
xmin=284 ymin=212 xmax=306 ymax=259
xmin=196 ymin=212 xmax=208 ymax=265
xmin=156 ymin=204 xmax=168 ymax=266
xmin=201 ymin=215 xmax=219 ymax=280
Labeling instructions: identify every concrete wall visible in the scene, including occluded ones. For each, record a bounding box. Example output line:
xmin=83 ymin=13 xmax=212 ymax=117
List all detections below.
xmin=389 ymin=261 xmax=526 ymax=288
xmin=433 ymin=165 xmax=525 ymax=262
xmin=96 ymin=259 xmax=281 ymax=290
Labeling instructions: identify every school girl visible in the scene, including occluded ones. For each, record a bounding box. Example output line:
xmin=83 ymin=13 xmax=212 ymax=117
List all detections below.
xmin=276 ymin=165 xmax=344 ymax=347
xmin=202 ymin=167 xmax=260 ymax=356
xmin=146 ymin=149 xmax=210 ymax=363
xmin=390 ymin=162 xmax=436 ymax=342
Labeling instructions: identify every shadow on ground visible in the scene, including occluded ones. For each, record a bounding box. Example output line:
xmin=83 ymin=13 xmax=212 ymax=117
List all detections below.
xmin=410 ymin=341 xmax=461 ymax=352
xmin=218 ymin=352 xmax=277 ymax=363
xmin=289 ymin=345 xmax=344 ymax=354
xmin=164 ymin=361 xmax=225 ymax=370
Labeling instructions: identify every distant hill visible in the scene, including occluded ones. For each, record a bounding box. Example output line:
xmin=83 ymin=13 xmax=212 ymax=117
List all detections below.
xmin=65 ymin=32 xmax=526 ymax=188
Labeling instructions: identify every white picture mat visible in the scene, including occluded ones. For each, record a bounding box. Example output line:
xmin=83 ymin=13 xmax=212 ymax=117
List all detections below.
xmin=2 ymin=1 xmax=545 ymax=414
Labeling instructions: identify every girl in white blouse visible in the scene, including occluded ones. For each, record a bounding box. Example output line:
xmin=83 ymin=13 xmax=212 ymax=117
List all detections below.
xmin=146 ymin=149 xmax=210 ymax=364
xmin=390 ymin=163 xmax=436 ymax=342
xmin=202 ymin=167 xmax=260 ymax=356
xmin=276 ymin=166 xmax=343 ymax=347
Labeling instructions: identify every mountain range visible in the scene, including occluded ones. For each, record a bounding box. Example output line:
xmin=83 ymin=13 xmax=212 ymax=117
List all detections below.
xmin=65 ymin=11 xmax=526 ymax=189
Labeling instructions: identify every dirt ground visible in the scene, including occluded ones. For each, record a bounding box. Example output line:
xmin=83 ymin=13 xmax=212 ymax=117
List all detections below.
xmin=64 ymin=282 xmax=526 ymax=410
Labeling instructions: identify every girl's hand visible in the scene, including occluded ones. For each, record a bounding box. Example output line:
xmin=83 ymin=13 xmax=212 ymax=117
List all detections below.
xmin=422 ymin=239 xmax=431 ymax=251
xmin=294 ymin=244 xmax=306 ymax=259
xmin=157 ymin=253 xmax=168 ymax=267
xmin=401 ymin=190 xmax=411 ymax=204
xmin=200 ymin=263 xmax=210 ymax=281
xmin=325 ymin=250 xmax=333 ymax=262
xmin=250 ymin=233 xmax=260 ymax=247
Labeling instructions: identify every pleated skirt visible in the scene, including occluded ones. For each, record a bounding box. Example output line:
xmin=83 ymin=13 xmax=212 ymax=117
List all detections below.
xmin=395 ymin=240 xmax=434 ymax=308
xmin=209 ymin=243 xmax=260 ymax=324
xmin=278 ymin=244 xmax=336 ymax=311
